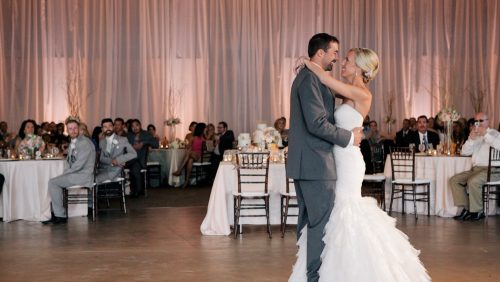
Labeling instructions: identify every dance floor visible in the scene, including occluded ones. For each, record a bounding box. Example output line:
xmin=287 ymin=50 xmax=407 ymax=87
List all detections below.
xmin=0 ymin=187 xmax=499 ymax=281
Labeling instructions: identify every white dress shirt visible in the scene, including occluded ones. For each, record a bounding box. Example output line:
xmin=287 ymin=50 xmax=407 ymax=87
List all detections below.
xmin=461 ymin=130 xmax=495 ymax=167
xmin=105 ymin=134 xmax=115 ymax=153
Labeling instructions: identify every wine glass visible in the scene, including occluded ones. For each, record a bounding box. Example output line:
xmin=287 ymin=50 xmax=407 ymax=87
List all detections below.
xmin=409 ymin=143 xmax=416 ymax=153
xmin=418 ymin=143 xmax=426 ymax=153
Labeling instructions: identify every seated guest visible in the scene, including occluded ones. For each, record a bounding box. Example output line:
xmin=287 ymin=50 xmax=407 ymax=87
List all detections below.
xmin=173 ymin=123 xmax=207 ymax=189
xmin=126 ymin=119 xmax=159 ymax=197
xmin=96 ymin=119 xmax=137 ymax=183
xmin=53 ymin=122 xmax=70 ymax=148
xmin=184 ymin=121 xmax=197 ymax=146
xmin=79 ymin=122 xmax=91 ymax=138
xmin=43 ymin=117 xmax=96 ymax=224
xmin=114 ymin=118 xmax=127 ymax=137
xmin=450 ymin=112 xmax=500 ymax=221
xmin=365 ymin=120 xmax=383 ymax=145
xmin=405 ymin=115 xmax=440 ymax=149
xmin=409 ymin=117 xmax=417 ymax=132
xmin=452 ymin=121 xmax=466 ymax=146
xmin=15 ymin=119 xmax=46 ymax=155
xmin=0 ymin=121 xmax=16 ymax=148
xmin=91 ymin=126 xmax=102 ymax=150
xmin=147 ymin=124 xmax=160 ymax=142
xmin=395 ymin=119 xmax=411 ymax=147
xmin=210 ymin=121 xmax=235 ymax=175
xmin=204 ymin=123 xmax=216 ymax=151
xmin=274 ymin=117 xmax=289 ymax=147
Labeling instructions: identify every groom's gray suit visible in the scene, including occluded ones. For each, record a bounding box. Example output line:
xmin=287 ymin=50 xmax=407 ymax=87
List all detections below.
xmin=96 ymin=135 xmax=137 ymax=183
xmin=287 ymin=67 xmax=352 ymax=281
xmin=48 ymin=135 xmax=96 ymax=218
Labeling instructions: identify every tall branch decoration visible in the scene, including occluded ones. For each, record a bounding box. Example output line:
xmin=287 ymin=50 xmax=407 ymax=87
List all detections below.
xmin=383 ymin=90 xmax=396 ymax=133
xmin=164 ymin=86 xmax=183 ymax=142
xmin=65 ymin=52 xmax=86 ymax=118
xmin=467 ymin=75 xmax=488 ymax=113
xmin=429 ymin=63 xmax=462 ymax=110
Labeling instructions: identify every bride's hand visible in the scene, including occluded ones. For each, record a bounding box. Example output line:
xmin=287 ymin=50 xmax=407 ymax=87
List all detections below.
xmin=304 ymin=60 xmax=328 ymax=82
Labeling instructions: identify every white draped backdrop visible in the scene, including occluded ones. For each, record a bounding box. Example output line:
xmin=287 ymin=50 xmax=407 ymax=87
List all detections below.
xmin=1 ymin=0 xmax=499 ymax=137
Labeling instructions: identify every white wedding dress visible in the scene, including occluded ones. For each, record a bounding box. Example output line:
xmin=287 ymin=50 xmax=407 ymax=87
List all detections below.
xmin=289 ymin=104 xmax=430 ymax=282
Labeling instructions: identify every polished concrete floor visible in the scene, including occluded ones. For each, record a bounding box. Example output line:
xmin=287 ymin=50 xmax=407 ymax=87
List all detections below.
xmin=1 ymin=187 xmax=500 ymax=281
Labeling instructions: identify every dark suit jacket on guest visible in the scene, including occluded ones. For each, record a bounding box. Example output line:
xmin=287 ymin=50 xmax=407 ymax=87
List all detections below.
xmin=405 ymin=130 xmax=440 ymax=149
xmin=127 ymin=130 xmax=159 ymax=167
xmin=217 ymin=130 xmax=235 ymax=157
xmin=287 ymin=67 xmax=352 ymax=180
xmin=395 ymin=129 xmax=410 ymax=147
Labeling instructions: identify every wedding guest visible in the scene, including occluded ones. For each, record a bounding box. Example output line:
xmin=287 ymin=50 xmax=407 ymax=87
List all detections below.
xmin=395 ymin=119 xmax=410 ymax=147
xmin=184 ymin=121 xmax=197 ymax=146
xmin=452 ymin=121 xmax=466 ymax=145
xmin=79 ymin=122 xmax=91 ymax=138
xmin=209 ymin=121 xmax=235 ymax=175
xmin=427 ymin=117 xmax=439 ymax=135
xmin=362 ymin=115 xmax=370 ymax=133
xmin=43 ymin=117 xmax=96 ymax=224
xmin=173 ymin=123 xmax=206 ymax=189
xmin=409 ymin=117 xmax=417 ymax=132
xmin=204 ymin=123 xmax=216 ymax=151
xmin=0 ymin=121 xmax=8 ymax=147
xmin=96 ymin=119 xmax=137 ymax=183
xmin=126 ymin=119 xmax=159 ymax=197
xmin=405 ymin=115 xmax=440 ymax=149
xmin=125 ymin=119 xmax=134 ymax=134
xmin=114 ymin=118 xmax=127 ymax=137
xmin=53 ymin=122 xmax=70 ymax=148
xmin=91 ymin=126 xmax=103 ymax=150
xmin=365 ymin=120 xmax=383 ymax=145
xmin=450 ymin=112 xmax=500 ymax=221
xmin=15 ymin=119 xmax=46 ymax=155
xmin=274 ymin=117 xmax=289 ymax=146
xmin=147 ymin=124 xmax=160 ymax=142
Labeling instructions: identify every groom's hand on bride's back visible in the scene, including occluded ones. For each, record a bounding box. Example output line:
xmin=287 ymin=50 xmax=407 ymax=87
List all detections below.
xmin=352 ymin=127 xmax=363 ymax=147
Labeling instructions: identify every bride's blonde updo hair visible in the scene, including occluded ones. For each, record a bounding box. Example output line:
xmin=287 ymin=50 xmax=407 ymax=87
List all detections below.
xmin=351 ymin=48 xmax=379 ymax=84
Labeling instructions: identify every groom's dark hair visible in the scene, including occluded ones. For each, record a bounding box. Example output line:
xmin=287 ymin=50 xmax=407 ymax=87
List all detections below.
xmin=308 ymin=33 xmax=339 ymax=57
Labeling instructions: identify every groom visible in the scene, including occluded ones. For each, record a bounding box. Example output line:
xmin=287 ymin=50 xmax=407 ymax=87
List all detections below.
xmin=287 ymin=33 xmax=362 ymax=281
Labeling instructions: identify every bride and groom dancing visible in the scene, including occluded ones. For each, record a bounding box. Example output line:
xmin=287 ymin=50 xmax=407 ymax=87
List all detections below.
xmin=287 ymin=33 xmax=430 ymax=281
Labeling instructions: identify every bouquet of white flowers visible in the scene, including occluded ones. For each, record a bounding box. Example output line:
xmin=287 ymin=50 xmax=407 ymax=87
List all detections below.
xmin=164 ymin=118 xmax=181 ymax=126
xmin=438 ymin=107 xmax=460 ymax=122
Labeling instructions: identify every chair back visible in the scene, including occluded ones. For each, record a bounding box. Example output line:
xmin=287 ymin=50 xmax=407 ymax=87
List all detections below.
xmin=199 ymin=142 xmax=212 ymax=163
xmin=236 ymin=152 xmax=270 ymax=194
xmin=370 ymin=143 xmax=385 ymax=174
xmin=487 ymin=147 xmax=500 ymax=182
xmin=389 ymin=147 xmax=416 ymax=181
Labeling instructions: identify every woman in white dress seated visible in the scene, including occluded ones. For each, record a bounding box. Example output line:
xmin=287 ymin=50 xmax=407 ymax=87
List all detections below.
xmin=289 ymin=48 xmax=430 ymax=281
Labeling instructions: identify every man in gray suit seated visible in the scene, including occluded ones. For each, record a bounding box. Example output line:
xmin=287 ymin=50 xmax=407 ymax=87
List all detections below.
xmin=96 ymin=118 xmax=137 ymax=183
xmin=43 ymin=117 xmax=96 ymax=224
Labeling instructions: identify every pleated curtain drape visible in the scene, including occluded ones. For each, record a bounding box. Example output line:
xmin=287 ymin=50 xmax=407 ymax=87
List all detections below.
xmin=1 ymin=0 xmax=499 ymax=137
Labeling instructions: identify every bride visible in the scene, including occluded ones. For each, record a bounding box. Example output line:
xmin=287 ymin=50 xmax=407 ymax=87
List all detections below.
xmin=289 ymin=48 xmax=430 ymax=281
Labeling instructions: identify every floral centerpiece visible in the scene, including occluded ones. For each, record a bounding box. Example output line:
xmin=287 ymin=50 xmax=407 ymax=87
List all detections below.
xmin=438 ymin=107 xmax=460 ymax=154
xmin=164 ymin=118 xmax=181 ymax=142
xmin=18 ymin=134 xmax=44 ymax=158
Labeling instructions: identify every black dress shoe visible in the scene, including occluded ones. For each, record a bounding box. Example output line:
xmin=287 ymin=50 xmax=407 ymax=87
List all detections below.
xmin=453 ymin=208 xmax=469 ymax=220
xmin=468 ymin=212 xmax=485 ymax=221
xmin=41 ymin=216 xmax=67 ymax=225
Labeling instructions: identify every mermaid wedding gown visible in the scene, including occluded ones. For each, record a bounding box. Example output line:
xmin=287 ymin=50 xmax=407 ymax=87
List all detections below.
xmin=289 ymin=104 xmax=430 ymax=282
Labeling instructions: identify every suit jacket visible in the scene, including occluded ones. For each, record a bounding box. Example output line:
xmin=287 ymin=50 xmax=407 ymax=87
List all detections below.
xmin=287 ymin=67 xmax=352 ymax=180
xmin=395 ymin=129 xmax=410 ymax=147
xmin=405 ymin=130 xmax=440 ymax=148
xmin=97 ymin=135 xmax=137 ymax=183
xmin=217 ymin=130 xmax=235 ymax=156
xmin=63 ymin=136 xmax=96 ymax=188
xmin=127 ymin=130 xmax=159 ymax=167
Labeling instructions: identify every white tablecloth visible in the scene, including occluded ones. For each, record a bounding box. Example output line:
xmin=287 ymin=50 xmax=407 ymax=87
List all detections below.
xmin=383 ymin=155 xmax=473 ymax=217
xmin=201 ymin=162 xmax=296 ymax=236
xmin=148 ymin=149 xmax=187 ymax=187
xmin=0 ymin=159 xmax=87 ymax=222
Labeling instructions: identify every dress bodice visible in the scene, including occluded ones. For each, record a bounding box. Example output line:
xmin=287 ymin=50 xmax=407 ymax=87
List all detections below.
xmin=334 ymin=104 xmax=363 ymax=131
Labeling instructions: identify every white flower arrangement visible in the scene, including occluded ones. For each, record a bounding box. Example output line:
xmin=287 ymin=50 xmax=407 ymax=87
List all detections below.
xmin=438 ymin=107 xmax=460 ymax=122
xmin=164 ymin=118 xmax=181 ymax=126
